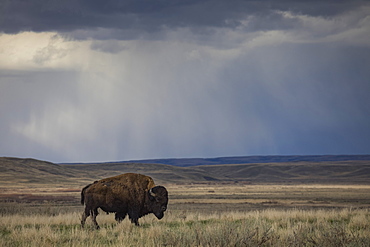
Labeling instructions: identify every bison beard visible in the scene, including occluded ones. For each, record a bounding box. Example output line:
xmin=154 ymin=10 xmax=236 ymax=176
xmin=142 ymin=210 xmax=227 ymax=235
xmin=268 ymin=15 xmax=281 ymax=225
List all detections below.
xmin=80 ymin=173 xmax=168 ymax=229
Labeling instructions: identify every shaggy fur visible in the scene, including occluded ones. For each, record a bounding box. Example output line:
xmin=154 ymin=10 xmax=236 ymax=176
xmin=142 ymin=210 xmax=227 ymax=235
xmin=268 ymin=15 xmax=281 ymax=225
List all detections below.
xmin=81 ymin=173 xmax=168 ymax=229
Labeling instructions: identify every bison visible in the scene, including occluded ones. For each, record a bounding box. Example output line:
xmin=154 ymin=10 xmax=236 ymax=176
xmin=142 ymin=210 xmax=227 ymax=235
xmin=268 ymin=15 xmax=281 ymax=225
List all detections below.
xmin=80 ymin=173 xmax=168 ymax=229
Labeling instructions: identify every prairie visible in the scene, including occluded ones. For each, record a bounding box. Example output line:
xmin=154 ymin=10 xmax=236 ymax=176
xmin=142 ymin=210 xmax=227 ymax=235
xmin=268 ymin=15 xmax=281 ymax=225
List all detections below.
xmin=1 ymin=208 xmax=369 ymax=246
xmin=1 ymin=157 xmax=370 ymax=246
xmin=1 ymin=183 xmax=370 ymax=246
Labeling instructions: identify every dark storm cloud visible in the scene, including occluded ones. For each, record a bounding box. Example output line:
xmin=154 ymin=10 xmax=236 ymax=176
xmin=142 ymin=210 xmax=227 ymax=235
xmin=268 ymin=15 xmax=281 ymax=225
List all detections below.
xmin=1 ymin=0 xmax=365 ymax=39
xmin=1 ymin=0 xmax=370 ymax=163
xmin=220 ymin=43 xmax=370 ymax=155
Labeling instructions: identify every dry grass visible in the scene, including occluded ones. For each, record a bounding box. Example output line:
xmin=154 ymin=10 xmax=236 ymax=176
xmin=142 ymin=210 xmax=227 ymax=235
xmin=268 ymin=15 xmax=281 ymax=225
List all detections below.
xmin=0 ymin=183 xmax=370 ymax=246
xmin=1 ymin=208 xmax=369 ymax=246
xmin=169 ymin=184 xmax=370 ymax=212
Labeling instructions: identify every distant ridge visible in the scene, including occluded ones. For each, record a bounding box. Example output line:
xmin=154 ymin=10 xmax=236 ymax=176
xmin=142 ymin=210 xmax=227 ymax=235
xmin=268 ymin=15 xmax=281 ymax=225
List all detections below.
xmin=121 ymin=155 xmax=370 ymax=167
xmin=2 ymin=156 xmax=370 ymax=184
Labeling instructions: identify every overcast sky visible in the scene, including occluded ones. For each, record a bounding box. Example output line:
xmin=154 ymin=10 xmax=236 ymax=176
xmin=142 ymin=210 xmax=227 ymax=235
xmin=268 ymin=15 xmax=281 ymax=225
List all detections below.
xmin=1 ymin=0 xmax=369 ymax=163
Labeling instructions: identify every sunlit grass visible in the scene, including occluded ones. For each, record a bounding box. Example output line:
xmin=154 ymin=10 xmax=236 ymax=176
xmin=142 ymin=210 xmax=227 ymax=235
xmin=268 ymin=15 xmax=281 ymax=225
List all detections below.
xmin=1 ymin=183 xmax=369 ymax=246
xmin=1 ymin=208 xmax=369 ymax=246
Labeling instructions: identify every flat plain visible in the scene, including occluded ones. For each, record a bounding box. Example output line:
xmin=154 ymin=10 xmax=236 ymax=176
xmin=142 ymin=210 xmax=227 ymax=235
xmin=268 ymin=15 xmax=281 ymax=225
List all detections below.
xmin=1 ymin=157 xmax=370 ymax=246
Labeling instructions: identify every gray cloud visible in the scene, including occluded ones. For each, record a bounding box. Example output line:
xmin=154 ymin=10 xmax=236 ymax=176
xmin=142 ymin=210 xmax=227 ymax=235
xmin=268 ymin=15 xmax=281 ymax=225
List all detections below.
xmin=2 ymin=0 xmax=366 ymax=39
xmin=90 ymin=40 xmax=127 ymax=53
xmin=1 ymin=0 xmax=370 ymax=162
xmin=0 ymin=70 xmax=81 ymax=160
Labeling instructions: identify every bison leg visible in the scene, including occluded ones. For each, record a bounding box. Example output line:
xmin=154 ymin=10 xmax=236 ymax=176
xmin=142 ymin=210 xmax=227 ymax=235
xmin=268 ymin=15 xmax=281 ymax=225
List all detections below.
xmin=92 ymin=208 xmax=100 ymax=229
xmin=130 ymin=217 xmax=139 ymax=226
xmin=128 ymin=211 xmax=140 ymax=226
xmin=115 ymin=212 xmax=127 ymax=222
xmin=81 ymin=207 xmax=90 ymax=228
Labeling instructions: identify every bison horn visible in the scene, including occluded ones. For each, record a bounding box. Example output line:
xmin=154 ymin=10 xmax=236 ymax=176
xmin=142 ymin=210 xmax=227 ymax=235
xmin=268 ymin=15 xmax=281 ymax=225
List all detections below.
xmin=149 ymin=188 xmax=156 ymax=197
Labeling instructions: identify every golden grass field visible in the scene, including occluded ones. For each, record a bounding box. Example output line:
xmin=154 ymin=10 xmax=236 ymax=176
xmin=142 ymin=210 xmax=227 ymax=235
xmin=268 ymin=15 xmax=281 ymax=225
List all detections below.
xmin=1 ymin=183 xmax=370 ymax=246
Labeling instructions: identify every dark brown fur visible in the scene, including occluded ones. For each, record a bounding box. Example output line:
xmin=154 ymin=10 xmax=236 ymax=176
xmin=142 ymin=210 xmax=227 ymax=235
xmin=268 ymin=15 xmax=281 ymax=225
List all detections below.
xmin=81 ymin=173 xmax=168 ymax=229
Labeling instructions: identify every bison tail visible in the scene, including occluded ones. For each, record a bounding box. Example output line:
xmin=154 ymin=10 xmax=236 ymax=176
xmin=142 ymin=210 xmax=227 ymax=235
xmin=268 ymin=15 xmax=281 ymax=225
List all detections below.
xmin=81 ymin=183 xmax=93 ymax=205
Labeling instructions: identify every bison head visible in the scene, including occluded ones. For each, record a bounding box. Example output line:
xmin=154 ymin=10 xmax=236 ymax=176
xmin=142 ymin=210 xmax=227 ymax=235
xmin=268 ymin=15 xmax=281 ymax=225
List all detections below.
xmin=148 ymin=186 xmax=168 ymax=219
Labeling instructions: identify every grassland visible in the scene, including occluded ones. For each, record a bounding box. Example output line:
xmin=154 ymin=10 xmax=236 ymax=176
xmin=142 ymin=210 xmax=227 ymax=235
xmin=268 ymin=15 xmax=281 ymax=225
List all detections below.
xmin=1 ymin=208 xmax=369 ymax=246
xmin=2 ymin=157 xmax=370 ymax=184
xmin=1 ymin=184 xmax=370 ymax=246
xmin=1 ymin=157 xmax=370 ymax=246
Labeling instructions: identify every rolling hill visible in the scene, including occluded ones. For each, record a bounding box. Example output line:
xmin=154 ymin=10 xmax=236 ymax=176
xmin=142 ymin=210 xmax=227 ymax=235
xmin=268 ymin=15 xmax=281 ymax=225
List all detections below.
xmin=193 ymin=161 xmax=370 ymax=184
xmin=1 ymin=155 xmax=370 ymax=185
xmin=0 ymin=157 xmax=221 ymax=185
xmin=119 ymin=155 xmax=370 ymax=167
